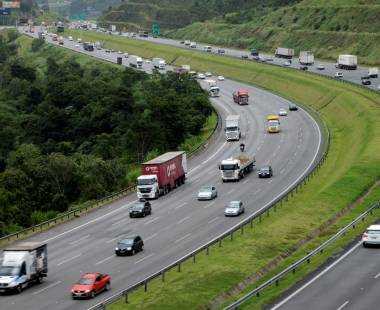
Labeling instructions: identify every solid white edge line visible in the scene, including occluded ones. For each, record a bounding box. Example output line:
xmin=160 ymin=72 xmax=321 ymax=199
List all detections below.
xmin=134 ymin=253 xmax=155 ymax=265
xmin=270 ymin=242 xmax=362 ymax=309
xmin=57 ymin=253 xmax=82 ymax=266
xmin=32 ymin=280 xmax=62 ymax=295
xmin=337 ymin=300 xmax=350 ymax=310
xmin=95 ymin=254 xmax=115 ymax=265
xmin=69 ymin=234 xmax=90 ymax=245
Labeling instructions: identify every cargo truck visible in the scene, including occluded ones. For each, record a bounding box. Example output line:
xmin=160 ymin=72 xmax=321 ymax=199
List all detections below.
xmin=83 ymin=42 xmax=94 ymax=51
xmin=233 ymin=90 xmax=249 ymax=105
xmin=368 ymin=67 xmax=378 ymax=78
xmin=225 ymin=115 xmax=241 ymax=141
xmin=219 ymin=155 xmax=255 ymax=182
xmin=299 ymin=51 xmax=314 ymax=65
xmin=129 ymin=55 xmax=143 ymax=69
xmin=137 ymin=151 xmax=187 ymax=199
xmin=205 ymin=79 xmax=220 ymax=97
xmin=250 ymin=48 xmax=259 ymax=56
xmin=335 ymin=55 xmax=357 ymax=70
xmin=275 ymin=47 xmax=294 ymax=59
xmin=152 ymin=57 xmax=166 ymax=70
xmin=0 ymin=242 xmax=47 ymax=293
xmin=267 ymin=115 xmax=280 ymax=133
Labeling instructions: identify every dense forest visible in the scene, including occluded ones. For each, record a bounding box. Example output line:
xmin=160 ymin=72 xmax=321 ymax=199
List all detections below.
xmin=0 ymin=31 xmax=212 ymax=236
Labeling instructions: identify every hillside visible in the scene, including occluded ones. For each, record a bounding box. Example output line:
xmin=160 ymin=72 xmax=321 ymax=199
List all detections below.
xmin=167 ymin=0 xmax=380 ymax=65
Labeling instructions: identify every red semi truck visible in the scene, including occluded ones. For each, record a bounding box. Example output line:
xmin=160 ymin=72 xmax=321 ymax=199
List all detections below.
xmin=233 ymin=90 xmax=249 ymax=105
xmin=136 ymin=151 xmax=187 ymax=199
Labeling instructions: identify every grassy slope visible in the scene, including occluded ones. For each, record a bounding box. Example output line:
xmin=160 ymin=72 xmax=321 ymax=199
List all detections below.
xmin=167 ymin=0 xmax=380 ymax=65
xmin=63 ymin=30 xmax=380 ymax=309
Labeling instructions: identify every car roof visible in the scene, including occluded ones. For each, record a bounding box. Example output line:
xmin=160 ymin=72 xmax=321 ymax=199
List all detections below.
xmin=367 ymin=225 xmax=380 ymax=230
xmin=122 ymin=235 xmax=140 ymax=240
xmin=82 ymin=273 xmax=99 ymax=279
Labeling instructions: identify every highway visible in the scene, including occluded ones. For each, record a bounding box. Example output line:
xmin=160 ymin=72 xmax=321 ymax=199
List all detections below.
xmin=0 ymin=28 xmax=322 ymax=310
xmin=115 ymin=31 xmax=380 ymax=91
xmin=270 ymin=241 xmax=380 ymax=310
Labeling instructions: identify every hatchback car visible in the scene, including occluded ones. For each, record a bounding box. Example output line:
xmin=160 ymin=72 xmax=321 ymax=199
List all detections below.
xmin=115 ymin=236 xmax=144 ymax=256
xmin=362 ymin=225 xmax=380 ymax=247
xmin=68 ymin=36 xmax=73 ymax=41
xmin=258 ymin=166 xmax=273 ymax=178
xmin=225 ymin=201 xmax=244 ymax=217
xmin=129 ymin=200 xmax=151 ymax=218
xmin=197 ymin=186 xmax=217 ymax=200
xmin=361 ymin=76 xmax=371 ymax=85
xmin=289 ymin=103 xmax=298 ymax=111
xmin=71 ymin=273 xmax=110 ymax=299
xmin=335 ymin=72 xmax=343 ymax=79
xmin=197 ymin=73 xmax=206 ymax=79
xmin=217 ymin=75 xmax=225 ymax=81
xmin=241 ymin=54 xmax=249 ymax=59
xmin=279 ymin=108 xmax=287 ymax=116
xmin=316 ymin=64 xmax=325 ymax=70
xmin=205 ymin=72 xmax=213 ymax=77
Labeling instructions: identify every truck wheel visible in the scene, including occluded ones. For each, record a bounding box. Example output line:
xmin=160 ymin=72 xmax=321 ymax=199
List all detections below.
xmin=155 ymin=191 xmax=159 ymax=199
xmin=181 ymin=176 xmax=185 ymax=184
xmin=16 ymin=285 xmax=22 ymax=294
xmin=36 ymin=276 xmax=43 ymax=284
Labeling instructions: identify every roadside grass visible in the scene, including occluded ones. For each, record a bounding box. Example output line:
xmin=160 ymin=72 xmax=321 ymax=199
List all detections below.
xmin=60 ymin=31 xmax=380 ymax=309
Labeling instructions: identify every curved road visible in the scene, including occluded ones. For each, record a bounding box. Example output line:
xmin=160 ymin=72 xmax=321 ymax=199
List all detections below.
xmin=0 ymin=28 xmax=322 ymax=310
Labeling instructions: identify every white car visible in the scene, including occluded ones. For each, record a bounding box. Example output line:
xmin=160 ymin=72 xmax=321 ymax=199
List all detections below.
xmin=205 ymin=72 xmax=212 ymax=77
xmin=197 ymin=73 xmax=206 ymax=79
xmin=145 ymin=59 xmax=151 ymax=64
xmin=362 ymin=225 xmax=380 ymax=247
xmin=68 ymin=36 xmax=73 ymax=41
xmin=217 ymin=75 xmax=225 ymax=81
xmin=77 ymin=38 xmax=82 ymax=43
xmin=225 ymin=201 xmax=244 ymax=217
xmin=335 ymin=72 xmax=343 ymax=79
xmin=118 ymin=51 xmax=123 ymax=54
xmin=75 ymin=43 xmax=80 ymax=48
xmin=124 ymin=52 xmax=129 ymax=58
xmin=279 ymin=108 xmax=287 ymax=116
xmin=317 ymin=64 xmax=325 ymax=70
xmin=197 ymin=186 xmax=217 ymax=200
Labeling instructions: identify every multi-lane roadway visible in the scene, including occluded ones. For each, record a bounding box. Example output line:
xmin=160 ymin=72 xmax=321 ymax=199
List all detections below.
xmin=0 ymin=28 xmax=322 ymax=310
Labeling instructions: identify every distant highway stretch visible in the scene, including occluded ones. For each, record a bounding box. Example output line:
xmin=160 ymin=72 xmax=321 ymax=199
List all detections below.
xmin=271 ymin=241 xmax=380 ymax=310
xmin=0 ymin=27 xmax=322 ymax=310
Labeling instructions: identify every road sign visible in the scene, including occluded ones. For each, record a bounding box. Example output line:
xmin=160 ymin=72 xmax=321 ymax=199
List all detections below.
xmin=152 ymin=24 xmax=160 ymax=37
xmin=0 ymin=8 xmax=11 ymax=15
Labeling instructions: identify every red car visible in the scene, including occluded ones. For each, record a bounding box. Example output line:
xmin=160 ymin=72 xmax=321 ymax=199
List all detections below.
xmin=71 ymin=273 xmax=110 ymax=299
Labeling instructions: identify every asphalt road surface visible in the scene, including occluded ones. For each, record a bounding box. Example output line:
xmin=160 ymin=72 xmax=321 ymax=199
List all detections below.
xmin=0 ymin=28 xmax=323 ymax=310
xmin=271 ymin=241 xmax=380 ymax=310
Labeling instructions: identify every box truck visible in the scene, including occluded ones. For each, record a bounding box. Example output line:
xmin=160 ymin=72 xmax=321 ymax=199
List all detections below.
xmin=267 ymin=115 xmax=280 ymax=133
xmin=225 ymin=115 xmax=241 ymax=141
xmin=0 ymin=242 xmax=47 ymax=293
xmin=233 ymin=90 xmax=249 ymax=105
xmin=275 ymin=47 xmax=294 ymax=59
xmin=335 ymin=55 xmax=357 ymax=70
xmin=299 ymin=51 xmax=314 ymax=65
xmin=137 ymin=151 xmax=187 ymax=199
xmin=205 ymin=79 xmax=220 ymax=97
xmin=83 ymin=42 xmax=94 ymax=51
xmin=368 ymin=67 xmax=378 ymax=78
xmin=152 ymin=57 xmax=166 ymax=70
xmin=219 ymin=155 xmax=255 ymax=182
xmin=129 ymin=55 xmax=143 ymax=69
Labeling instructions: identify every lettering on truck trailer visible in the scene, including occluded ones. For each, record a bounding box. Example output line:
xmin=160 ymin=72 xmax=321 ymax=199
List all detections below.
xmin=167 ymin=163 xmax=177 ymax=177
xmin=145 ymin=166 xmax=159 ymax=173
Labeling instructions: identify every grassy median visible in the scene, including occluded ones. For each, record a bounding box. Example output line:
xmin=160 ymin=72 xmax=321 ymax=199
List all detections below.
xmin=46 ymin=31 xmax=380 ymax=309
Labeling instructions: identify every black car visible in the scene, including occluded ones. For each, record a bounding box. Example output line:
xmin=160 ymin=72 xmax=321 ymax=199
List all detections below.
xmin=115 ymin=236 xmax=144 ymax=256
xmin=300 ymin=65 xmax=308 ymax=71
xmin=218 ymin=48 xmax=225 ymax=54
xmin=289 ymin=103 xmax=298 ymax=111
xmin=129 ymin=200 xmax=152 ymax=218
xmin=241 ymin=54 xmax=249 ymax=59
xmin=361 ymin=76 xmax=371 ymax=85
xmin=258 ymin=166 xmax=273 ymax=178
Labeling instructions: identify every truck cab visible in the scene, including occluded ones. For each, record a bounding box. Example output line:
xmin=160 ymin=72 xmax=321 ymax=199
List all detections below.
xmin=137 ymin=174 xmax=159 ymax=199
xmin=267 ymin=115 xmax=280 ymax=133
xmin=219 ymin=155 xmax=255 ymax=181
xmin=233 ymin=90 xmax=249 ymax=105
xmin=225 ymin=115 xmax=241 ymax=141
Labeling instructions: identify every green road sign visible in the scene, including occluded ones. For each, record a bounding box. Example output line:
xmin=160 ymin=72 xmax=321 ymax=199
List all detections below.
xmin=152 ymin=23 xmax=160 ymax=37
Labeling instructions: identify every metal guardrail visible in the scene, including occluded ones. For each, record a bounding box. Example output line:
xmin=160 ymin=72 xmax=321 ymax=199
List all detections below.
xmin=87 ymin=105 xmax=330 ymax=309
xmin=225 ymin=199 xmax=380 ymax=309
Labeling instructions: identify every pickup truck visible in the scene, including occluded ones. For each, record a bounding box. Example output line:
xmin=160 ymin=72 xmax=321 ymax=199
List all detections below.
xmin=219 ymin=155 xmax=255 ymax=181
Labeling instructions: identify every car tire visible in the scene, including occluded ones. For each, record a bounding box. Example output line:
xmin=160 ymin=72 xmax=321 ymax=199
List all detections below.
xmin=132 ymin=249 xmax=135 ymax=256
xmin=363 ymin=242 xmax=367 ymax=248
xmin=16 ymin=285 xmax=22 ymax=294
xmin=91 ymin=291 xmax=96 ymax=298
xmin=142 ymin=212 xmax=146 ymax=217
xmin=105 ymin=282 xmax=110 ymax=291
xmin=36 ymin=276 xmax=43 ymax=284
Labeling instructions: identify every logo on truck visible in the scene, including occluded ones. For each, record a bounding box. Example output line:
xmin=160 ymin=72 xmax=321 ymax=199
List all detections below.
xmin=145 ymin=166 xmax=159 ymax=173
xmin=167 ymin=163 xmax=176 ymax=177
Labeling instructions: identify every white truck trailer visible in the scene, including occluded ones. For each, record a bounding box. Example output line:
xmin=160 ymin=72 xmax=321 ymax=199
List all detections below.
xmin=299 ymin=51 xmax=314 ymax=65
xmin=152 ymin=57 xmax=166 ymax=70
xmin=0 ymin=242 xmax=47 ymax=293
xmin=225 ymin=115 xmax=241 ymax=141
xmin=335 ymin=55 xmax=357 ymax=70
xmin=219 ymin=155 xmax=255 ymax=182
xmin=129 ymin=55 xmax=143 ymax=69
xmin=204 ymin=79 xmax=220 ymax=97
xmin=275 ymin=47 xmax=294 ymax=59
xmin=368 ymin=67 xmax=378 ymax=78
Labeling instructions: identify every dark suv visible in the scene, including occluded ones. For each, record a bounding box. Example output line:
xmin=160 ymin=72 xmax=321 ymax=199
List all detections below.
xmin=258 ymin=166 xmax=273 ymax=178
xmin=129 ymin=200 xmax=152 ymax=218
xmin=115 ymin=236 xmax=144 ymax=256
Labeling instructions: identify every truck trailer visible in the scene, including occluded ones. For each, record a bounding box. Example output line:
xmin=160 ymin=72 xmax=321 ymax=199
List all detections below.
xmin=205 ymin=79 xmax=220 ymax=97
xmin=275 ymin=47 xmax=294 ymax=59
xmin=129 ymin=55 xmax=143 ymax=69
xmin=225 ymin=115 xmax=241 ymax=141
xmin=137 ymin=151 xmax=187 ymax=199
xmin=233 ymin=90 xmax=249 ymax=105
xmin=0 ymin=242 xmax=47 ymax=293
xmin=368 ymin=67 xmax=378 ymax=78
xmin=83 ymin=42 xmax=94 ymax=51
xmin=335 ymin=55 xmax=357 ymax=70
xmin=219 ymin=155 xmax=255 ymax=182
xmin=152 ymin=57 xmax=166 ymax=70
xmin=299 ymin=51 xmax=314 ymax=65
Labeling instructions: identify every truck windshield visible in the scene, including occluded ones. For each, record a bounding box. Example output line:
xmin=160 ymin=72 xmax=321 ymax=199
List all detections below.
xmin=0 ymin=266 xmax=20 ymax=276
xmin=226 ymin=126 xmax=238 ymax=132
xmin=138 ymin=178 xmax=155 ymax=185
xmin=221 ymin=164 xmax=238 ymax=170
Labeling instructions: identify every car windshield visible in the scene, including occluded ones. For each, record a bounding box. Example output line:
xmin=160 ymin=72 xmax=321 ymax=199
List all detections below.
xmin=138 ymin=178 xmax=155 ymax=185
xmin=131 ymin=203 xmax=144 ymax=210
xmin=261 ymin=167 xmax=270 ymax=171
xmin=119 ymin=239 xmax=133 ymax=245
xmin=367 ymin=230 xmax=380 ymax=234
xmin=0 ymin=266 xmax=19 ymax=276
xmin=226 ymin=126 xmax=238 ymax=132
xmin=228 ymin=201 xmax=240 ymax=208
xmin=221 ymin=164 xmax=238 ymax=170
xmin=199 ymin=187 xmax=212 ymax=192
xmin=78 ymin=277 xmax=94 ymax=285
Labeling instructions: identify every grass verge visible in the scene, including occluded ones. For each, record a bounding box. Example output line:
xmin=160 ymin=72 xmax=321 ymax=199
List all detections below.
xmin=59 ymin=30 xmax=380 ymax=309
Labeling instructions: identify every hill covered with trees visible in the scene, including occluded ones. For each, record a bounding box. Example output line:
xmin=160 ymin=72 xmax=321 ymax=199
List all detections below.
xmin=0 ymin=31 xmax=212 ymax=236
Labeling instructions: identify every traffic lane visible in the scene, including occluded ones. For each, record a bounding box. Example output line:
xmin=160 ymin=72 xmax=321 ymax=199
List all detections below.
xmin=271 ymin=242 xmax=380 ymax=310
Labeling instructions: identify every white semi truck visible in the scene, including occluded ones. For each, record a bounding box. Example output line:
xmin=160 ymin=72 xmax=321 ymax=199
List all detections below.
xmin=129 ymin=55 xmax=143 ymax=69
xmin=299 ymin=51 xmax=314 ymax=65
xmin=204 ymin=79 xmax=220 ymax=97
xmin=225 ymin=115 xmax=241 ymax=141
xmin=368 ymin=67 xmax=378 ymax=78
xmin=152 ymin=57 xmax=166 ymax=70
xmin=335 ymin=55 xmax=357 ymax=70
xmin=219 ymin=155 xmax=255 ymax=182
xmin=275 ymin=47 xmax=294 ymax=59
xmin=0 ymin=242 xmax=47 ymax=293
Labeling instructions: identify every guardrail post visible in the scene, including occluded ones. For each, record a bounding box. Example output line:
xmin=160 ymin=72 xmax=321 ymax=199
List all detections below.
xmin=162 ymin=271 xmax=165 ymax=282
xmin=250 ymin=219 xmax=253 ymax=228
xmin=292 ymin=268 xmax=296 ymax=274
xmin=144 ymin=281 xmax=148 ymax=292
xmin=267 ymin=209 xmax=270 ymax=217
xmin=124 ymin=292 xmax=128 ymax=303
xmin=241 ymin=226 xmax=244 ymax=235
xmin=275 ymin=280 xmax=279 ymax=286
xmin=230 ymin=232 xmax=233 ymax=241
xmin=193 ymin=254 xmax=196 ymax=264
xmin=178 ymin=263 xmax=181 ymax=272
xmin=206 ymin=246 xmax=209 ymax=255
xmin=219 ymin=239 xmax=222 ymax=247
xmin=307 ymin=258 xmax=310 ymax=264
xmin=259 ymin=215 xmax=262 ymax=223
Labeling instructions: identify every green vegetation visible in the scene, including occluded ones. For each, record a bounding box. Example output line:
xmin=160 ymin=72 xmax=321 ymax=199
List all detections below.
xmin=66 ymin=30 xmax=380 ymax=309
xmin=0 ymin=31 xmax=213 ymax=236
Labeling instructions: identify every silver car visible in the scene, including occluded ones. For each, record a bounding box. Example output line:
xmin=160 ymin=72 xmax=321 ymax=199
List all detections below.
xmin=279 ymin=108 xmax=287 ymax=116
xmin=362 ymin=225 xmax=380 ymax=247
xmin=225 ymin=201 xmax=244 ymax=217
xmin=197 ymin=186 xmax=217 ymax=200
